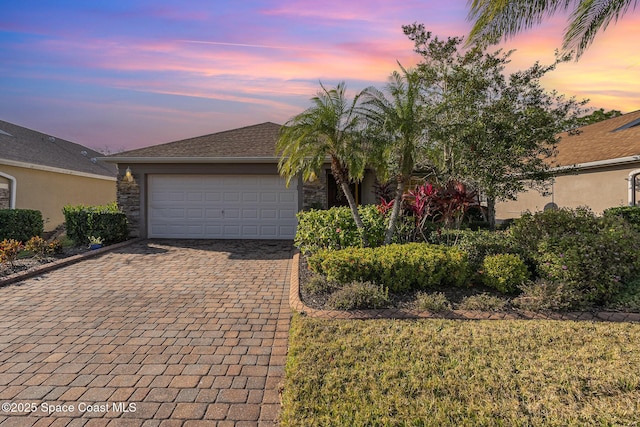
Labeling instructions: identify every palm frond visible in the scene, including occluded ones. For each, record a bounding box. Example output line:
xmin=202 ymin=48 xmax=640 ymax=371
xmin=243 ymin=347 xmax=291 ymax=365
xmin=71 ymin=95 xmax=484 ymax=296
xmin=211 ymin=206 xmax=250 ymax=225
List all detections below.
xmin=564 ymin=0 xmax=637 ymax=56
xmin=467 ymin=0 xmax=572 ymax=44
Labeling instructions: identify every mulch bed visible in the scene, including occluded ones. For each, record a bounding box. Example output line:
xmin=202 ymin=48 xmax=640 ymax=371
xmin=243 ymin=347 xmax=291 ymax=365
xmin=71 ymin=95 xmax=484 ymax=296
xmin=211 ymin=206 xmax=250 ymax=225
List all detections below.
xmin=0 ymin=245 xmax=92 ymax=278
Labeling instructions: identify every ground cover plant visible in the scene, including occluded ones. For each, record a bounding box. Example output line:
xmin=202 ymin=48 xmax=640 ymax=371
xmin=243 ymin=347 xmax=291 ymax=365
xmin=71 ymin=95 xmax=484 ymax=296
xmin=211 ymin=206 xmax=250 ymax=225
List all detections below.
xmin=282 ymin=315 xmax=640 ymax=426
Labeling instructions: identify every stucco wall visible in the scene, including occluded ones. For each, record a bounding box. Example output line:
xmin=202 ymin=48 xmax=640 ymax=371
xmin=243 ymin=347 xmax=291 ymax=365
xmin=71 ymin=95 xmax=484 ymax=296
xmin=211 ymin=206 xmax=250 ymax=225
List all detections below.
xmin=0 ymin=164 xmax=116 ymax=231
xmin=496 ymin=164 xmax=638 ymax=220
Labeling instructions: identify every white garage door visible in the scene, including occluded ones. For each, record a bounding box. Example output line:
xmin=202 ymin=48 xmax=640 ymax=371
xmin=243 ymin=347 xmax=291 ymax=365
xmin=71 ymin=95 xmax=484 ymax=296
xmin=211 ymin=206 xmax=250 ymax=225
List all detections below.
xmin=148 ymin=174 xmax=298 ymax=239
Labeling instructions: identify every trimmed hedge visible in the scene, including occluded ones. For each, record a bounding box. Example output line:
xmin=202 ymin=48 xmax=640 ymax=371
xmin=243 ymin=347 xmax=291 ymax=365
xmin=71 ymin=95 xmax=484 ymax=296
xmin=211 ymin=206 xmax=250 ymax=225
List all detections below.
xmin=481 ymin=253 xmax=529 ymax=293
xmin=295 ymin=205 xmax=387 ymax=254
xmin=0 ymin=209 xmax=43 ymax=241
xmin=308 ymin=243 xmax=470 ymax=293
xmin=63 ymin=202 xmax=128 ymax=245
xmin=431 ymin=229 xmax=520 ymax=273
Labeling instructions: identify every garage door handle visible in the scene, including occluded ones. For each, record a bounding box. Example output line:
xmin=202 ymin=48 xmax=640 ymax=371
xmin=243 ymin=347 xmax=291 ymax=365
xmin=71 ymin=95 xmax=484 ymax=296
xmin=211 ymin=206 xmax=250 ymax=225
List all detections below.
xmin=221 ymin=209 xmax=224 ymax=217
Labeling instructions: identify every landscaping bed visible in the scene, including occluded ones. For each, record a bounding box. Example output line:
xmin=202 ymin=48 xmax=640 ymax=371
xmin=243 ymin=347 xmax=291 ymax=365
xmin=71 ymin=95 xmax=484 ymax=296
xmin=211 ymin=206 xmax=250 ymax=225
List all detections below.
xmin=295 ymin=205 xmax=640 ymax=314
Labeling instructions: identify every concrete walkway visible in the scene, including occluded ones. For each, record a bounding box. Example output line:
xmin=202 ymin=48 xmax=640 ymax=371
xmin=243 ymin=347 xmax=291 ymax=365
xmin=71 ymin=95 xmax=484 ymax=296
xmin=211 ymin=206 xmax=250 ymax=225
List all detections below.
xmin=0 ymin=239 xmax=293 ymax=427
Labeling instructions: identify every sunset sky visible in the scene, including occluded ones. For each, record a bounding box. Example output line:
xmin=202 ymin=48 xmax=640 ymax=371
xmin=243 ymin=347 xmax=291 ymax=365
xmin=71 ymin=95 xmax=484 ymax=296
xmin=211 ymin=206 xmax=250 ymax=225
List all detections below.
xmin=1 ymin=0 xmax=638 ymax=152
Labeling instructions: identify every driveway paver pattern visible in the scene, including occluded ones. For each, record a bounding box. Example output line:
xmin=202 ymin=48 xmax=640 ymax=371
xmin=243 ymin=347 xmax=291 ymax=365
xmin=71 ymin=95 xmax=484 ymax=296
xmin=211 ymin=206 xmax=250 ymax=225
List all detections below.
xmin=0 ymin=239 xmax=293 ymax=427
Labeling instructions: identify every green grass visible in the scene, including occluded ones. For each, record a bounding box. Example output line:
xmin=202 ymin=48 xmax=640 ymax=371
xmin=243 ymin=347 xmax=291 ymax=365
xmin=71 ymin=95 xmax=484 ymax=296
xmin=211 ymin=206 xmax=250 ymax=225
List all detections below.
xmin=282 ymin=315 xmax=640 ymax=426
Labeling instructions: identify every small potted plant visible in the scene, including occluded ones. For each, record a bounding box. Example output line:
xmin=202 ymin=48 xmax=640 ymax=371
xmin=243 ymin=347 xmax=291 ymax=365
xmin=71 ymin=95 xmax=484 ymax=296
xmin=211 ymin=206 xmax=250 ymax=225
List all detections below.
xmin=88 ymin=236 xmax=104 ymax=250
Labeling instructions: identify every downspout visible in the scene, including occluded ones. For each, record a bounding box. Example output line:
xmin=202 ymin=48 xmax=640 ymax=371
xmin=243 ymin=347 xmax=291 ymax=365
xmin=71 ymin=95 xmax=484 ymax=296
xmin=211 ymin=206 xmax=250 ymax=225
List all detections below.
xmin=628 ymin=169 xmax=640 ymax=206
xmin=0 ymin=171 xmax=16 ymax=208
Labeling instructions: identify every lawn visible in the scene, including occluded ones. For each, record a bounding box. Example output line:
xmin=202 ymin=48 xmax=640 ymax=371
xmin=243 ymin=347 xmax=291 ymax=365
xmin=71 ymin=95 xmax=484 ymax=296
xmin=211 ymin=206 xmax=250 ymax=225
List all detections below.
xmin=282 ymin=314 xmax=640 ymax=426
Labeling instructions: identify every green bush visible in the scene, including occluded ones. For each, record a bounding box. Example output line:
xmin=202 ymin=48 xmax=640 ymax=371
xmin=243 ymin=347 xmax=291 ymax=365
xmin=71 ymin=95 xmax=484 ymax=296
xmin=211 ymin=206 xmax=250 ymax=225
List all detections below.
xmin=432 ymin=229 xmax=520 ymax=273
xmin=325 ymin=281 xmax=390 ymax=310
xmin=604 ymin=206 xmax=640 ymax=232
xmin=513 ymin=280 xmax=582 ymax=312
xmin=0 ymin=209 xmax=43 ymax=241
xmin=481 ymin=254 xmax=529 ymax=293
xmin=63 ymin=202 xmax=128 ymax=245
xmin=607 ymin=278 xmax=640 ymax=312
xmin=294 ymin=205 xmax=387 ymax=254
xmin=308 ymin=243 xmax=470 ymax=293
xmin=304 ymin=275 xmax=339 ymax=296
xmin=536 ymin=227 xmax=640 ymax=304
xmin=509 ymin=207 xmax=600 ymax=260
xmin=458 ymin=293 xmax=507 ymax=311
xmin=415 ymin=292 xmax=452 ymax=311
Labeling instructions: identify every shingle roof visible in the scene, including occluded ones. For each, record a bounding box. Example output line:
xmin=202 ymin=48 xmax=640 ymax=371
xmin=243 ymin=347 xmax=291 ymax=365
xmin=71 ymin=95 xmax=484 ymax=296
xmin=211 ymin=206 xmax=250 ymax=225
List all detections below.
xmin=114 ymin=122 xmax=282 ymax=159
xmin=0 ymin=119 xmax=116 ymax=177
xmin=554 ymin=110 xmax=640 ymax=166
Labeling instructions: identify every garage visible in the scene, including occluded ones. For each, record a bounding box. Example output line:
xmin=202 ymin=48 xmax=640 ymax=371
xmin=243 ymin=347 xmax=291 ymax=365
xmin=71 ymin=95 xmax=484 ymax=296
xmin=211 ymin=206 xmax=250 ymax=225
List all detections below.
xmin=147 ymin=174 xmax=298 ymax=239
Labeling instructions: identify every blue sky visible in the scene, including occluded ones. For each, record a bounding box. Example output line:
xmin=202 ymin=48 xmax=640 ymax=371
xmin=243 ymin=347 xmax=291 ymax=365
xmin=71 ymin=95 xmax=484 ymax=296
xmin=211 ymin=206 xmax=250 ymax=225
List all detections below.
xmin=0 ymin=0 xmax=638 ymax=151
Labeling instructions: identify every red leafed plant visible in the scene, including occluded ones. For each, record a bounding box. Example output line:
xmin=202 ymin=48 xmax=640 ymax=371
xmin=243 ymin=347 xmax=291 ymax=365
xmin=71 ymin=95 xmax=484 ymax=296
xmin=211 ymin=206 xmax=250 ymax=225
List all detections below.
xmin=376 ymin=197 xmax=395 ymax=215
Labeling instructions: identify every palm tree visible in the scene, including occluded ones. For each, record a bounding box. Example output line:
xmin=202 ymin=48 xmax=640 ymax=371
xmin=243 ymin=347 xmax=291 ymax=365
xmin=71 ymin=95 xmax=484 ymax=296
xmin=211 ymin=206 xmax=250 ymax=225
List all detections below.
xmin=276 ymin=81 xmax=370 ymax=246
xmin=467 ymin=0 xmax=637 ymax=57
xmin=360 ymin=66 xmax=424 ymax=245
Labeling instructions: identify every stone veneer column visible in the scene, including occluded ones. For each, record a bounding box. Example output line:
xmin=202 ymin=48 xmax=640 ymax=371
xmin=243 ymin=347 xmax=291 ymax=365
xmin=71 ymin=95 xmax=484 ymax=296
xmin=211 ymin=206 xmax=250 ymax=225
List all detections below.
xmin=117 ymin=174 xmax=140 ymax=237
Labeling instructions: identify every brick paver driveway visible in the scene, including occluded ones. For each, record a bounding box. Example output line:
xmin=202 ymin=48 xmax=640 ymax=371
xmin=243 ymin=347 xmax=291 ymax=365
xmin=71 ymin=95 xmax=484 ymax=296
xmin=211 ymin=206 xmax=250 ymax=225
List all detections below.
xmin=0 ymin=239 xmax=293 ymax=427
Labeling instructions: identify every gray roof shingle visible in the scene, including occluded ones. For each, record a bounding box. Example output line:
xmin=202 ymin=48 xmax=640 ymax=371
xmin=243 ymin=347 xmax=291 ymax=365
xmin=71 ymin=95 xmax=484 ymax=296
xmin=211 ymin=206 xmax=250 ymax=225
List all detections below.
xmin=0 ymin=119 xmax=116 ymax=177
xmin=113 ymin=122 xmax=282 ymax=159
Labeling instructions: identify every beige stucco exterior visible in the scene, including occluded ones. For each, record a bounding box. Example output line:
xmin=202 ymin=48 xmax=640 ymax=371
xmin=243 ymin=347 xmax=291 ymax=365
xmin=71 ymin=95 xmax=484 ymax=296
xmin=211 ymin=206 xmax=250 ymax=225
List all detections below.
xmin=496 ymin=163 xmax=639 ymax=220
xmin=0 ymin=163 xmax=116 ymax=231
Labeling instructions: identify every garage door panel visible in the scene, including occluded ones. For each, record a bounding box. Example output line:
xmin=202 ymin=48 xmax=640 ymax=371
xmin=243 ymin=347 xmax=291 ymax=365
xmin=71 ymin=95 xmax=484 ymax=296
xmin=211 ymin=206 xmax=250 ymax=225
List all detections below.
xmin=148 ymin=174 xmax=298 ymax=239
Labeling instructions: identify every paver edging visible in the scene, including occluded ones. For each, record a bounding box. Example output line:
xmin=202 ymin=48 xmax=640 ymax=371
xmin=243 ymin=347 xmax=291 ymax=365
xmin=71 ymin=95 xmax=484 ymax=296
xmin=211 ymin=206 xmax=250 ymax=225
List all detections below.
xmin=0 ymin=237 xmax=145 ymax=288
xmin=289 ymin=250 xmax=640 ymax=323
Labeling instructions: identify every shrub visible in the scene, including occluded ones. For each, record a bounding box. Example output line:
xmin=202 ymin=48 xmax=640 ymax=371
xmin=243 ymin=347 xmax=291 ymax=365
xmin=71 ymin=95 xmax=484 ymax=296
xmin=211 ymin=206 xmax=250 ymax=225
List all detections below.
xmin=458 ymin=293 xmax=507 ymax=311
xmin=415 ymin=292 xmax=452 ymax=311
xmin=304 ymin=275 xmax=339 ymax=296
xmin=513 ymin=280 xmax=581 ymax=312
xmin=63 ymin=202 xmax=128 ymax=245
xmin=604 ymin=206 xmax=640 ymax=232
xmin=0 ymin=209 xmax=43 ymax=242
xmin=325 ymin=281 xmax=390 ymax=310
xmin=308 ymin=243 xmax=470 ymax=293
xmin=432 ymin=229 xmax=520 ymax=273
xmin=536 ymin=218 xmax=640 ymax=304
xmin=607 ymin=278 xmax=640 ymax=312
xmin=509 ymin=207 xmax=599 ymax=260
xmin=0 ymin=239 xmax=24 ymax=267
xmin=25 ymin=236 xmax=61 ymax=259
xmin=295 ymin=205 xmax=387 ymax=254
xmin=481 ymin=254 xmax=529 ymax=293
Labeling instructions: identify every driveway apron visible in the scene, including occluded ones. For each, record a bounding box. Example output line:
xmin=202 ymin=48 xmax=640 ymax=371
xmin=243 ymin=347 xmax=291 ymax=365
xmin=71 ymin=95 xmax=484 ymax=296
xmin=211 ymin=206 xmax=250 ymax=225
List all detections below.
xmin=0 ymin=239 xmax=293 ymax=427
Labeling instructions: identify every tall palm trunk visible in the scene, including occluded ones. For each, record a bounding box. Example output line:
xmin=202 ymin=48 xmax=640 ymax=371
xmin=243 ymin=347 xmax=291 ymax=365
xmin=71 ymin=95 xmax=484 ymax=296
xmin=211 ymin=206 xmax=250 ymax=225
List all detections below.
xmin=331 ymin=159 xmax=369 ymax=247
xmin=384 ymin=178 xmax=405 ymax=245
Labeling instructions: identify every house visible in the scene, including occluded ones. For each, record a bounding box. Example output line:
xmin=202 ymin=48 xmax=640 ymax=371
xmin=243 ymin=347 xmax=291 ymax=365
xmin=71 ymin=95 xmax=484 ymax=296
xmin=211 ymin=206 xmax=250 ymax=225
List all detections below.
xmin=104 ymin=122 xmax=378 ymax=239
xmin=496 ymin=109 xmax=640 ymax=220
xmin=0 ymin=119 xmax=117 ymax=231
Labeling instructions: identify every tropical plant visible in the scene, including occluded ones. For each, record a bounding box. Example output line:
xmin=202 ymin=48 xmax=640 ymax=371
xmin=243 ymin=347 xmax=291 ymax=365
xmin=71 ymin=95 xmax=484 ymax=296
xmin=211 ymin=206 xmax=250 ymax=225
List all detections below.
xmin=0 ymin=239 xmax=23 ymax=268
xmin=360 ymin=66 xmax=424 ymax=244
xmin=467 ymin=0 xmax=637 ymax=57
xmin=277 ymin=82 xmax=370 ymax=246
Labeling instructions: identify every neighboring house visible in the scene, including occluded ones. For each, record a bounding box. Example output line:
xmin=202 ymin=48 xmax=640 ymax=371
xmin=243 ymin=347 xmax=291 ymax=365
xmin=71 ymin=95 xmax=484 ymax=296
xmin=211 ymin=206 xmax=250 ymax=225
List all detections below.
xmin=496 ymin=109 xmax=640 ymax=220
xmin=104 ymin=122 xmax=378 ymax=239
xmin=0 ymin=120 xmax=117 ymax=231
